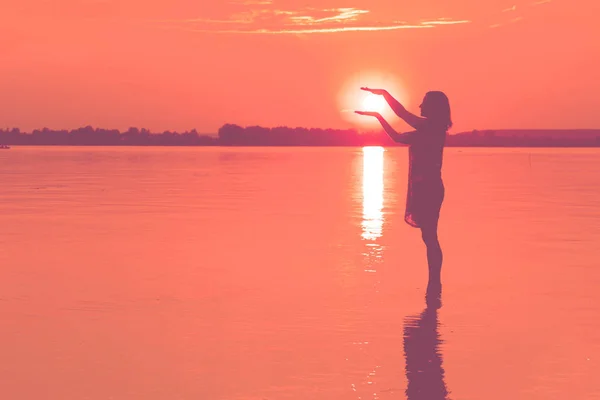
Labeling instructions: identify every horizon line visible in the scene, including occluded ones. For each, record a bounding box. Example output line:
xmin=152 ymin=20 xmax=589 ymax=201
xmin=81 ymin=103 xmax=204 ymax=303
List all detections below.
xmin=2 ymin=127 xmax=600 ymax=135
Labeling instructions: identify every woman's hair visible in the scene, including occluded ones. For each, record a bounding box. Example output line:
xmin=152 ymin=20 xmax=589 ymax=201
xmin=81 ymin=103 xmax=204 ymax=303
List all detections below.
xmin=425 ymin=91 xmax=452 ymax=130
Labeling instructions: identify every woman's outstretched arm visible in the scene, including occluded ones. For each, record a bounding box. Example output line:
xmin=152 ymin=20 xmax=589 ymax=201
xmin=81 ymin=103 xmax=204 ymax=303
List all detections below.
xmin=361 ymin=88 xmax=426 ymax=130
xmin=355 ymin=111 xmax=416 ymax=144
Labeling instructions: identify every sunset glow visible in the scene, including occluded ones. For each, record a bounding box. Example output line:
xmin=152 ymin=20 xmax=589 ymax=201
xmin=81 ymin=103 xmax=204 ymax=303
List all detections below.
xmin=339 ymin=71 xmax=407 ymax=128
xmin=2 ymin=0 xmax=600 ymax=398
xmin=0 ymin=0 xmax=598 ymax=132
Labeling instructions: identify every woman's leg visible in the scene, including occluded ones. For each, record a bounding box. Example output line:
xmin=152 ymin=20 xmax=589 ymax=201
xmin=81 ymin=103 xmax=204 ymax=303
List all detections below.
xmin=421 ymin=218 xmax=443 ymax=284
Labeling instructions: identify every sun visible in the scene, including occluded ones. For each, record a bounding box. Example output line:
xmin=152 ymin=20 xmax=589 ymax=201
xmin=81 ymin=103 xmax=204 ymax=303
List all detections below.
xmin=362 ymin=93 xmax=387 ymax=113
xmin=338 ymin=70 xmax=408 ymax=126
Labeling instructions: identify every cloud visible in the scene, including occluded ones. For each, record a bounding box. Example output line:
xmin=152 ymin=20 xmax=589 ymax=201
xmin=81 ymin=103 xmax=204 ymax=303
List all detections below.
xmin=288 ymin=8 xmax=369 ymax=25
xmin=156 ymin=5 xmax=471 ymax=35
xmin=180 ymin=24 xmax=434 ymax=35
xmin=418 ymin=18 xmax=471 ymax=25
xmin=153 ymin=0 xmax=556 ymax=34
xmin=490 ymin=0 xmax=553 ymax=28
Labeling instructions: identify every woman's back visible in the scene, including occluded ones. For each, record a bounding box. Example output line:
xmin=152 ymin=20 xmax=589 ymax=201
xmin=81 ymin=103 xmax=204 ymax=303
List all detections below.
xmin=408 ymin=122 xmax=447 ymax=183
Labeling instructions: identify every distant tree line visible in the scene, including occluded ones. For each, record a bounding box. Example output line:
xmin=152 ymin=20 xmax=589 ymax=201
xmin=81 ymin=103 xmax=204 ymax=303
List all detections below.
xmin=217 ymin=124 xmax=388 ymax=146
xmin=1 ymin=125 xmax=599 ymax=147
xmin=0 ymin=126 xmax=217 ymax=146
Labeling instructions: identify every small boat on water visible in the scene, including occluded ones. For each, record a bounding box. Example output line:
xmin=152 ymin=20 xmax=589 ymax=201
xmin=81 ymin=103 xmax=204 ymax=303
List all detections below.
xmin=0 ymin=145 xmax=10 ymax=149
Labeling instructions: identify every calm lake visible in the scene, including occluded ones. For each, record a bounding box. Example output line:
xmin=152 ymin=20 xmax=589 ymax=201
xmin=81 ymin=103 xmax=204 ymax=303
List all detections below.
xmin=1 ymin=146 xmax=599 ymax=399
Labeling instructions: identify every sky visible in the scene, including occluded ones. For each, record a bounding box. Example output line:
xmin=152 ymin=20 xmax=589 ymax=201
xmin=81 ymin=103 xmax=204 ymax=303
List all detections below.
xmin=1 ymin=0 xmax=598 ymax=134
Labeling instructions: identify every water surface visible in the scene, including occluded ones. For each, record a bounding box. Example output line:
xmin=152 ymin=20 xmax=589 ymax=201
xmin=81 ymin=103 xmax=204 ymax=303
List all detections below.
xmin=1 ymin=146 xmax=599 ymax=399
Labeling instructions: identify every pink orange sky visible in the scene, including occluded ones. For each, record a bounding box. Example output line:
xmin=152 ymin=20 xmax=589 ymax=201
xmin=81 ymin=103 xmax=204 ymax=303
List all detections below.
xmin=1 ymin=0 xmax=598 ymax=133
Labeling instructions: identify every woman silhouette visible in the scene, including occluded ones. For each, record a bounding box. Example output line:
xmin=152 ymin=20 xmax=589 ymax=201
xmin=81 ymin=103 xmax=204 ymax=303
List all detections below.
xmin=356 ymin=88 xmax=452 ymax=286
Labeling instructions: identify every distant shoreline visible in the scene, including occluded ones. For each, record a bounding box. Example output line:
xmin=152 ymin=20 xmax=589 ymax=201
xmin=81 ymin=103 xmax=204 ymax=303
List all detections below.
xmin=4 ymin=144 xmax=600 ymax=148
xmin=2 ymin=126 xmax=599 ymax=147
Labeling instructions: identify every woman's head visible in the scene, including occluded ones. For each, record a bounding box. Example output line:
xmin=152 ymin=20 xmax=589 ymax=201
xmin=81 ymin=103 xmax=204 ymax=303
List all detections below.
xmin=419 ymin=91 xmax=452 ymax=130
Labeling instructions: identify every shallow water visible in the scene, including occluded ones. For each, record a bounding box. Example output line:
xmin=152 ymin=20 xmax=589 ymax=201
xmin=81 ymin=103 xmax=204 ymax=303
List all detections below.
xmin=1 ymin=146 xmax=599 ymax=399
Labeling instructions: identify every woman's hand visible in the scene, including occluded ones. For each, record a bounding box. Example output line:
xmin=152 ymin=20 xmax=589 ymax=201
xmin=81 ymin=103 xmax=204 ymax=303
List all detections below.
xmin=355 ymin=111 xmax=381 ymax=118
xmin=360 ymin=87 xmax=388 ymax=96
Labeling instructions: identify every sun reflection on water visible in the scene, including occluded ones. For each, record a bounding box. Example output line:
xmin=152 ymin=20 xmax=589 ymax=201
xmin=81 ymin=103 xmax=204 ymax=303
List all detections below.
xmin=362 ymin=146 xmax=385 ymax=241
xmin=361 ymin=146 xmax=385 ymax=275
xmin=350 ymin=147 xmax=387 ymax=399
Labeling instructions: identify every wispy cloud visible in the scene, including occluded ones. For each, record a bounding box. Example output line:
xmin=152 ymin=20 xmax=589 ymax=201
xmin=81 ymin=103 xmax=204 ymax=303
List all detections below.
xmin=418 ymin=18 xmax=471 ymax=25
xmin=155 ymin=0 xmax=554 ymax=35
xmin=179 ymin=24 xmax=435 ymax=35
xmin=288 ymin=8 xmax=369 ymax=25
xmin=490 ymin=0 xmax=554 ymax=28
xmin=156 ymin=5 xmax=471 ymax=35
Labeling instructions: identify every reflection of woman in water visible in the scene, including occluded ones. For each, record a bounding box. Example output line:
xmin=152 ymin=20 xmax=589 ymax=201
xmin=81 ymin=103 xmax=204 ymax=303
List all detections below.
xmin=356 ymin=89 xmax=452 ymax=286
xmin=403 ymin=282 xmax=450 ymax=399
